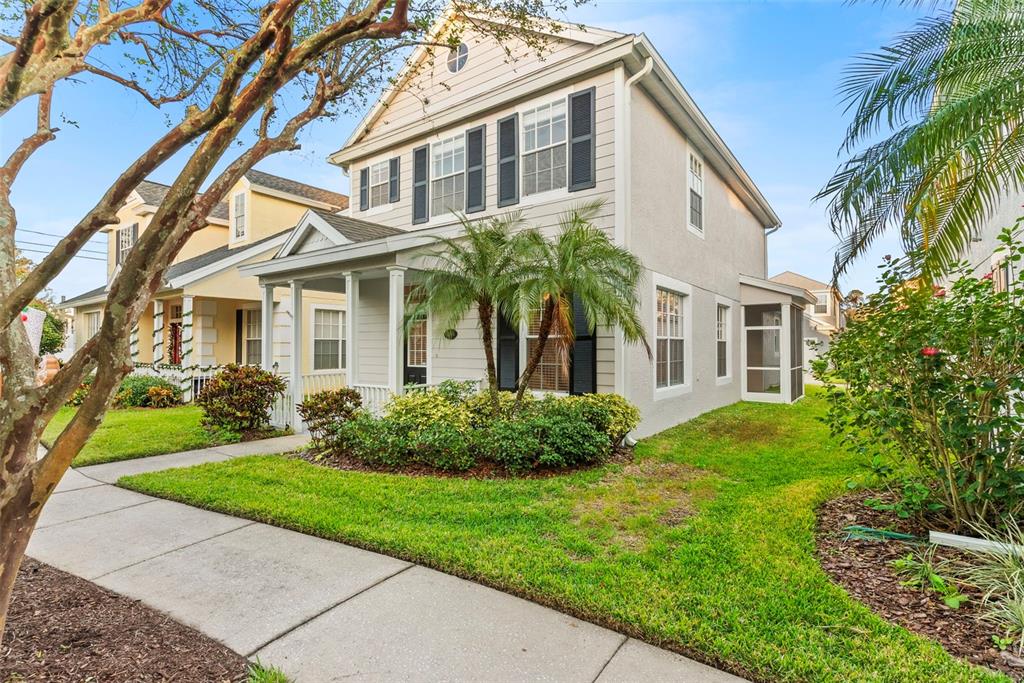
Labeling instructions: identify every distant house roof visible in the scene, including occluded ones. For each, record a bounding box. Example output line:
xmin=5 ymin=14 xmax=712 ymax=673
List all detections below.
xmin=311 ymin=208 xmax=403 ymax=242
xmin=133 ymin=179 xmax=229 ymax=223
xmin=61 ymin=285 xmax=107 ymax=309
xmin=245 ymin=169 xmax=348 ymax=210
xmin=770 ymin=271 xmax=833 ymax=293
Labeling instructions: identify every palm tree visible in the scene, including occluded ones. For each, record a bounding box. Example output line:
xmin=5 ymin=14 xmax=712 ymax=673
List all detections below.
xmin=816 ymin=0 xmax=1024 ymax=281
xmin=408 ymin=212 xmax=532 ymax=412
xmin=511 ymin=201 xmax=650 ymax=409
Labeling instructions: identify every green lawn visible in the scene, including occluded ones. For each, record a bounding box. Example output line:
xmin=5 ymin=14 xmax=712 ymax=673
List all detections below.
xmin=120 ymin=391 xmax=1004 ymax=682
xmin=46 ymin=405 xmax=236 ymax=467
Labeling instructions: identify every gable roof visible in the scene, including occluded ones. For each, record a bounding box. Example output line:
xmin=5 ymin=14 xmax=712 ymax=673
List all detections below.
xmin=131 ymin=179 xmax=229 ymax=223
xmin=770 ymin=271 xmax=832 ymax=292
xmin=61 ymin=284 xmax=108 ymax=309
xmin=164 ymin=231 xmax=286 ymax=283
xmin=244 ymin=169 xmax=348 ymax=210
xmin=277 ymin=208 xmax=404 ymax=258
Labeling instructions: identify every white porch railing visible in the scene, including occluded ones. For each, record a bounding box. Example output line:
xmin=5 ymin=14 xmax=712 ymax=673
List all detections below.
xmin=301 ymin=372 xmax=347 ymax=396
xmin=131 ymin=362 xmax=233 ymax=402
xmin=352 ymin=383 xmax=392 ymax=415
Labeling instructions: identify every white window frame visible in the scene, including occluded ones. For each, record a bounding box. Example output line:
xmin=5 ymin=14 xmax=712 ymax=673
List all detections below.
xmin=447 ymin=43 xmax=469 ymax=73
xmin=243 ymin=307 xmax=262 ymax=365
xmin=368 ymin=159 xmax=391 ymax=209
xmin=652 ymin=273 xmax=693 ymax=400
xmin=521 ymin=97 xmax=568 ymax=199
xmin=430 ymin=134 xmax=466 ymax=218
xmin=518 ymin=301 xmax=571 ymax=396
xmin=118 ymin=225 xmax=135 ymax=264
xmin=405 ymin=284 xmax=428 ymax=371
xmin=85 ymin=311 xmax=102 ymax=338
xmin=231 ymin=191 xmax=247 ymax=242
xmin=687 ymin=150 xmax=705 ymax=238
xmin=812 ymin=291 xmax=829 ymax=316
xmin=309 ymin=305 xmax=346 ymax=373
xmin=715 ymin=297 xmax=733 ymax=385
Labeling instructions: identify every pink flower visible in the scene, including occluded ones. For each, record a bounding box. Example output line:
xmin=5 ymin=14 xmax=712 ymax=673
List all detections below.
xmin=933 ymin=286 xmax=946 ymax=297
xmin=921 ymin=347 xmax=941 ymax=357
xmin=983 ymin=272 xmax=994 ymax=281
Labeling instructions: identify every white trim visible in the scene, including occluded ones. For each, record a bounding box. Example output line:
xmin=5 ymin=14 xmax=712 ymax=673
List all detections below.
xmin=686 ymin=148 xmax=706 ymax=239
xmin=309 ymin=303 xmax=347 ymax=373
xmin=168 ymin=233 xmax=289 ymax=289
xmin=241 ymin=304 xmax=262 ymax=365
xmin=714 ymin=294 xmax=735 ymax=386
xmin=277 ymin=209 xmax=353 ymax=258
xmin=248 ymin=183 xmax=342 ymax=211
xmin=738 ymin=274 xmax=816 ymax=305
xmin=652 ymin=272 xmax=693 ymax=401
xmin=229 ymin=190 xmax=248 ymax=245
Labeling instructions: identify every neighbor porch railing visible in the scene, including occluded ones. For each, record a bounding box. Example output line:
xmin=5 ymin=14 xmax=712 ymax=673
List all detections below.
xmin=131 ymin=362 xmax=232 ymax=402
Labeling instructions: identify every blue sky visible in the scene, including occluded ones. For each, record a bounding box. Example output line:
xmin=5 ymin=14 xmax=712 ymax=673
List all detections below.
xmin=4 ymin=0 xmax=924 ymax=301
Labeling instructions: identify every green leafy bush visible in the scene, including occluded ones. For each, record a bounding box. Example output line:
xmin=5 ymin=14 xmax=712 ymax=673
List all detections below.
xmin=146 ymin=385 xmax=179 ymax=409
xmin=298 ymin=388 xmax=362 ymax=449
xmin=475 ymin=419 xmax=543 ymax=473
xmin=384 ymin=387 xmax=471 ymax=438
xmin=463 ymin=389 xmax=528 ymax=427
xmin=411 ymin=421 xmax=475 ymax=471
xmin=818 ymin=226 xmax=1024 ymax=530
xmin=331 ymin=411 xmax=409 ymax=468
xmin=115 ymin=375 xmax=182 ymax=408
xmin=196 ymin=364 xmax=286 ymax=433
xmin=67 ymin=375 xmax=93 ymax=406
xmin=564 ymin=393 xmax=640 ymax=446
xmin=429 ymin=379 xmax=479 ymax=405
xmin=529 ymin=398 xmax=611 ymax=468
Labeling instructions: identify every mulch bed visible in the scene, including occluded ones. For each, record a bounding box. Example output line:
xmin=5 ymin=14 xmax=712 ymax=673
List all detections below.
xmin=816 ymin=490 xmax=1024 ymax=680
xmin=0 ymin=558 xmax=248 ymax=682
xmin=294 ymin=445 xmax=634 ymax=479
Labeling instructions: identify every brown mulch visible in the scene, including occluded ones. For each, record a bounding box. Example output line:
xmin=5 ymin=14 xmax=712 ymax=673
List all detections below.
xmin=815 ymin=490 xmax=1024 ymax=680
xmin=295 ymin=445 xmax=634 ymax=479
xmin=0 ymin=558 xmax=248 ymax=683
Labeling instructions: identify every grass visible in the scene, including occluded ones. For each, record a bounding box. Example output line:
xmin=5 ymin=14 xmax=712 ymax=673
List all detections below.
xmin=45 ymin=405 xmax=238 ymax=467
xmin=120 ymin=390 xmax=1006 ymax=682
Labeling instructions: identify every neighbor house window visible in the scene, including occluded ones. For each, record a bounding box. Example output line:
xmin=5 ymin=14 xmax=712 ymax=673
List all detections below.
xmin=447 ymin=43 xmax=468 ymax=73
xmin=431 ymin=134 xmax=465 ymax=217
xmin=814 ymin=292 xmax=828 ymax=315
xmin=245 ymin=309 xmax=261 ymax=364
xmin=995 ymin=260 xmax=1012 ymax=293
xmin=688 ymin=153 xmax=704 ymax=232
xmin=233 ymin=193 xmax=247 ymax=239
xmin=526 ymin=302 xmax=569 ymax=393
xmin=522 ymin=99 xmax=567 ymax=197
xmin=118 ymin=225 xmax=135 ymax=264
xmin=405 ymin=284 xmax=427 ymax=369
xmin=716 ymin=304 xmax=729 ymax=378
xmin=86 ymin=311 xmax=101 ymax=338
xmin=656 ymin=288 xmax=685 ymax=388
xmin=313 ymin=308 xmax=345 ymax=370
xmin=369 ymin=160 xmax=390 ymax=208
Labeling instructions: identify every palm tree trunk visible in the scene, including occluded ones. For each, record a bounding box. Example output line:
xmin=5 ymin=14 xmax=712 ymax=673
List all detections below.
xmin=514 ymin=297 xmax=556 ymax=411
xmin=478 ymin=299 xmax=500 ymax=413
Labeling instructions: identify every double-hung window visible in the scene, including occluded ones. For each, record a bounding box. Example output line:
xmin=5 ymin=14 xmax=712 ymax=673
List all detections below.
xmin=245 ymin=309 xmax=261 ymax=364
xmin=431 ymin=135 xmax=465 ymax=217
xmin=716 ymin=304 xmax=729 ymax=379
xmin=656 ymin=288 xmax=686 ymax=388
xmin=118 ymin=225 xmax=135 ymax=264
xmin=813 ymin=292 xmax=828 ymax=315
xmin=688 ymin=153 xmax=704 ymax=233
xmin=313 ymin=308 xmax=345 ymax=371
xmin=86 ymin=311 xmax=102 ymax=338
xmin=405 ymin=284 xmax=427 ymax=369
xmin=368 ymin=160 xmax=390 ymax=208
xmin=522 ymin=99 xmax=567 ymax=197
xmin=526 ymin=302 xmax=570 ymax=392
xmin=233 ymin=193 xmax=247 ymax=239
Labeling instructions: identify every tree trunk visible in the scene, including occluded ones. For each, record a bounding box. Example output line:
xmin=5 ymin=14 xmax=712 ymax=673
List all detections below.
xmin=0 ymin=447 xmax=42 ymax=641
xmin=514 ymin=297 xmax=556 ymax=411
xmin=478 ymin=299 xmax=500 ymax=413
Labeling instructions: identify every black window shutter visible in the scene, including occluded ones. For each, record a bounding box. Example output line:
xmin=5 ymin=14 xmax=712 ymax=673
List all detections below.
xmin=412 ymin=145 xmax=429 ymax=224
xmin=569 ymin=294 xmax=596 ymax=395
xmin=389 ymin=157 xmax=400 ymax=203
xmin=359 ymin=167 xmax=369 ymax=211
xmin=568 ymin=88 xmax=597 ymax=192
xmin=114 ymin=228 xmax=122 ymax=265
xmin=235 ymin=309 xmax=244 ymax=364
xmin=497 ymin=114 xmax=518 ymax=207
xmin=465 ymin=125 xmax=486 ymax=213
xmin=497 ymin=312 xmax=519 ymax=391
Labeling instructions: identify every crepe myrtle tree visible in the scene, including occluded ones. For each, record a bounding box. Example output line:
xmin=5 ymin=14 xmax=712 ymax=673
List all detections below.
xmin=0 ymin=0 xmax=579 ymax=637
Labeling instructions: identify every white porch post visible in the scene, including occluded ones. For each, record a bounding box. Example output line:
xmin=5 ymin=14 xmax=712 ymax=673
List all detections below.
xmin=180 ymin=295 xmax=195 ymax=401
xmin=152 ymin=300 xmax=164 ymax=365
xmin=261 ymin=283 xmax=274 ymax=371
xmin=290 ymin=280 xmax=304 ymax=427
xmin=387 ymin=266 xmax=406 ymax=395
xmin=344 ymin=271 xmax=359 ymax=387
xmin=781 ymin=303 xmax=793 ymax=404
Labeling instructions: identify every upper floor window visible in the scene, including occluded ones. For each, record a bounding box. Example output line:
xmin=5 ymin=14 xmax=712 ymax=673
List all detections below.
xmin=117 ymin=224 xmax=136 ymax=265
xmin=233 ymin=193 xmax=247 ymax=239
xmin=447 ymin=43 xmax=468 ymax=73
xmin=522 ymin=99 xmax=567 ymax=197
xmin=814 ymin=292 xmax=828 ymax=315
xmin=656 ymin=288 xmax=686 ymax=388
xmin=86 ymin=311 xmax=102 ymax=338
xmin=688 ymin=153 xmax=704 ymax=233
xmin=369 ymin=160 xmax=391 ymax=208
xmin=431 ymin=135 xmax=465 ymax=217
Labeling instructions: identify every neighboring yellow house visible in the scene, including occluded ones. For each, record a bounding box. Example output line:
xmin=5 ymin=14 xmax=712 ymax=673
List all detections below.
xmin=63 ymin=169 xmax=350 ymax=399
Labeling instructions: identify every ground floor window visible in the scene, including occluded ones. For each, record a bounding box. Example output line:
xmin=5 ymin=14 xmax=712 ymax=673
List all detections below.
xmin=716 ymin=303 xmax=730 ymax=378
xmin=245 ymin=309 xmax=261 ymax=364
xmin=85 ymin=311 xmax=101 ymax=338
xmin=526 ymin=302 xmax=569 ymax=393
xmin=656 ymin=288 xmax=686 ymax=388
xmin=405 ymin=285 xmax=428 ymax=370
xmin=313 ymin=308 xmax=345 ymax=371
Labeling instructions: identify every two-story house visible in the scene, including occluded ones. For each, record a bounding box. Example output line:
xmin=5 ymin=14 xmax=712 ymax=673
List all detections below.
xmin=769 ymin=271 xmax=844 ymax=381
xmin=62 ymin=170 xmax=350 ymax=398
xmin=243 ymin=14 xmax=811 ymax=437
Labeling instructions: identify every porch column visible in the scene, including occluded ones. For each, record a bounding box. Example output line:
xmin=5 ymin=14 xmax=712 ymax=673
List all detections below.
xmin=781 ymin=303 xmax=793 ymax=404
xmin=180 ymin=295 xmax=195 ymax=401
xmin=344 ymin=271 xmax=359 ymax=387
xmin=290 ymin=280 xmax=304 ymax=427
xmin=387 ymin=266 xmax=406 ymax=395
xmin=260 ymin=283 xmax=274 ymax=371
xmin=152 ymin=300 xmax=164 ymax=365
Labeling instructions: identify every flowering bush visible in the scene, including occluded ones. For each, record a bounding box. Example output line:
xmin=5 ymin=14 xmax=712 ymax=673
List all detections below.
xmin=297 ymin=388 xmax=362 ymax=449
xmin=816 ymin=227 xmax=1024 ymax=530
xmin=196 ymin=364 xmax=286 ymax=433
xmin=115 ymin=375 xmax=181 ymax=408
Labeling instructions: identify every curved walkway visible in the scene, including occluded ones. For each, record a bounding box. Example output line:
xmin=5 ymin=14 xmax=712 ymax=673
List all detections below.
xmin=28 ymin=438 xmax=743 ymax=683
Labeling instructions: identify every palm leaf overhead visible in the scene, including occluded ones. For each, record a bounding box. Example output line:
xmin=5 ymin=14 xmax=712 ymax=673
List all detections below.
xmin=817 ymin=0 xmax=1024 ymax=281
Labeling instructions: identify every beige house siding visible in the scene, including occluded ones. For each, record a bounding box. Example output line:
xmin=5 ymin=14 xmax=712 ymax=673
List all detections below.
xmin=229 ymin=189 xmax=318 ymax=248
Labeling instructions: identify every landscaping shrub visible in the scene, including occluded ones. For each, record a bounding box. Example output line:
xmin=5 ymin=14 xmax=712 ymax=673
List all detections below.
xmin=67 ymin=375 xmax=93 ymax=406
xmin=196 ymin=364 xmax=286 ymax=433
xmin=115 ymin=375 xmax=181 ymax=408
xmin=384 ymin=387 xmax=471 ymax=438
xmin=463 ymin=389 xmax=528 ymax=427
xmin=475 ymin=419 xmax=543 ymax=473
xmin=331 ymin=411 xmax=410 ymax=468
xmin=564 ymin=393 xmax=640 ymax=446
xmin=298 ymin=388 xmax=362 ymax=449
xmin=818 ymin=226 xmax=1024 ymax=530
xmin=429 ymin=379 xmax=479 ymax=406
xmin=529 ymin=399 xmax=611 ymax=468
xmin=411 ymin=421 xmax=476 ymax=471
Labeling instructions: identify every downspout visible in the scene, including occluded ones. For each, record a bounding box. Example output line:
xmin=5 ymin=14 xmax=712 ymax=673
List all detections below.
xmin=763 ymin=223 xmax=781 ymax=279
xmin=619 ymin=54 xmax=653 ymax=448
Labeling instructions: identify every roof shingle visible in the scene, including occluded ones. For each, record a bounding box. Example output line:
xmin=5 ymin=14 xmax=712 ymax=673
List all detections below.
xmin=245 ymin=169 xmax=348 ymax=210
xmin=312 ymin=208 xmax=404 ymax=243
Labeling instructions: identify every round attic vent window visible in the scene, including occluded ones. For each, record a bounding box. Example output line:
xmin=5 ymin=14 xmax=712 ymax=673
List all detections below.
xmin=447 ymin=43 xmax=469 ymax=73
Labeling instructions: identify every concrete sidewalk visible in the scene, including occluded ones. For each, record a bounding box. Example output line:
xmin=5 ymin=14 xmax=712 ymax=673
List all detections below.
xmin=28 ymin=440 xmax=743 ymax=683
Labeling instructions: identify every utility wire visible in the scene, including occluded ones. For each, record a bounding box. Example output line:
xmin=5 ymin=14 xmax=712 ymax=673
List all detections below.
xmin=16 ymin=247 xmax=106 ymax=263
xmin=16 ymin=227 xmax=105 ymax=243
xmin=17 ymin=239 xmax=105 ymax=256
